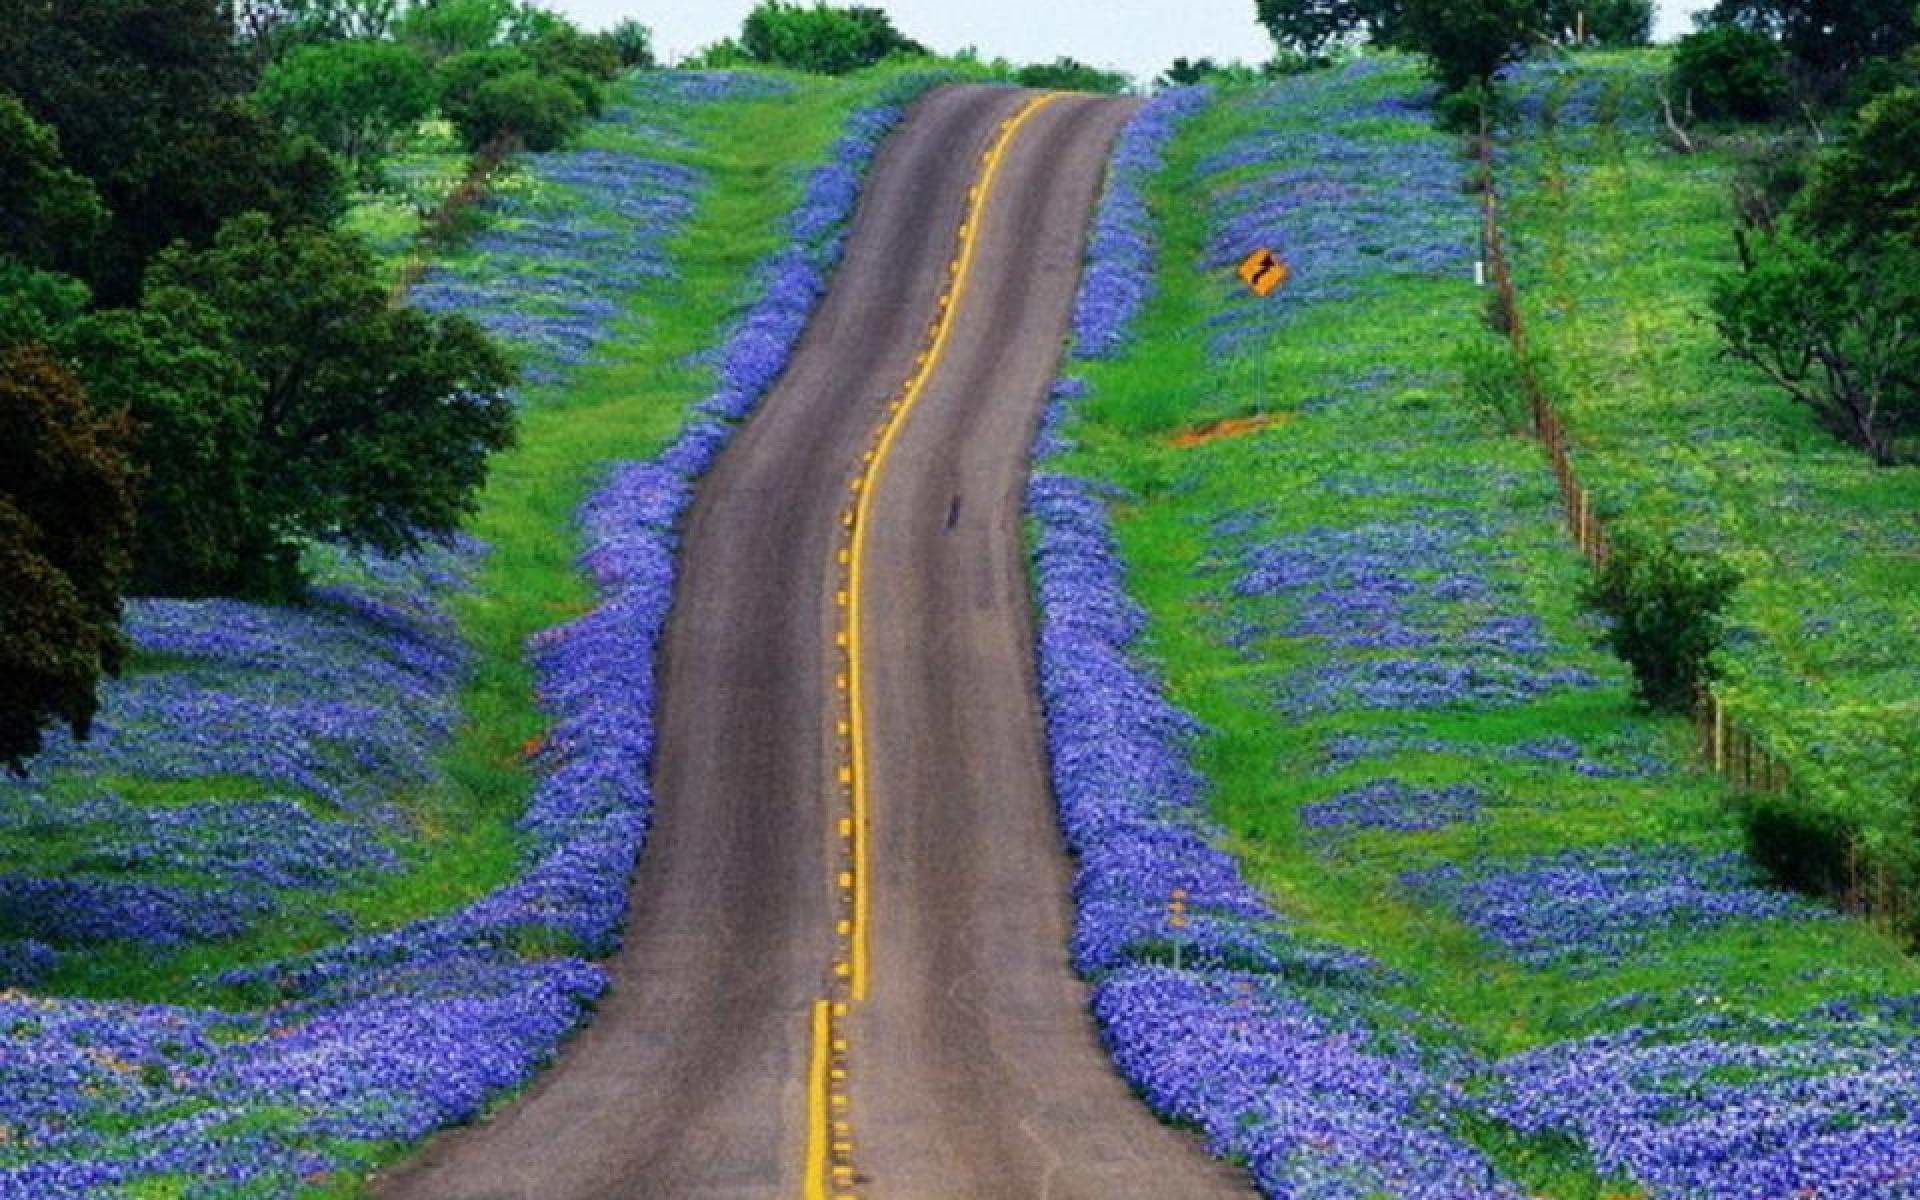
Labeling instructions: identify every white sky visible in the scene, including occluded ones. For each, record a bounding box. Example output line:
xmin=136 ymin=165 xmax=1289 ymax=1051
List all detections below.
xmin=544 ymin=2 xmax=1713 ymax=83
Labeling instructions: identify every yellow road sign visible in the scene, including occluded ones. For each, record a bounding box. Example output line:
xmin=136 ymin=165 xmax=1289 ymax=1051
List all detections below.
xmin=1237 ymin=247 xmax=1289 ymax=297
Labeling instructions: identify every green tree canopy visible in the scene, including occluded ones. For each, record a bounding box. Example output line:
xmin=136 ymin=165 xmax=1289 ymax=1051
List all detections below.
xmin=0 ymin=0 xmax=343 ymax=304
xmin=0 ymin=341 xmax=136 ymax=773
xmin=1670 ymin=23 xmax=1793 ymax=120
xmin=395 ymin=0 xmax=515 ymax=61
xmin=1707 ymin=0 xmax=1919 ymax=94
xmin=1254 ymin=0 xmax=1401 ymax=60
xmin=258 ymin=38 xmax=437 ymax=174
xmin=1399 ymin=0 xmax=1540 ymax=93
xmin=738 ymin=2 xmax=928 ymax=75
xmin=1798 ymin=86 xmax=1920 ymax=250
xmin=1014 ymin=58 xmax=1132 ymax=94
xmin=0 ymin=93 xmax=107 ymax=277
xmin=141 ymin=214 xmax=517 ymax=597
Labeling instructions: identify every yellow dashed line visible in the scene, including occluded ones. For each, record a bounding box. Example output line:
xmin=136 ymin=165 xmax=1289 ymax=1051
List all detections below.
xmin=804 ymin=91 xmax=1062 ymax=1200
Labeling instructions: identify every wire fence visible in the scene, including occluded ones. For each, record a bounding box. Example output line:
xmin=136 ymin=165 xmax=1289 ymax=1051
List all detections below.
xmin=1473 ymin=125 xmax=1796 ymax=802
xmin=389 ymin=133 xmax=518 ymax=301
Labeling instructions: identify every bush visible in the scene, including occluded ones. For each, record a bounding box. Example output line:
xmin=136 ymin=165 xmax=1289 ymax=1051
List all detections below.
xmin=1579 ymin=528 xmax=1741 ymax=712
xmin=1454 ymin=335 xmax=1531 ymax=434
xmin=738 ymin=2 xmax=927 ymax=75
xmin=455 ymin=67 xmax=585 ymax=150
xmin=1014 ymin=57 xmax=1132 ymax=94
xmin=1670 ymin=25 xmax=1792 ymax=121
xmin=1798 ymin=86 xmax=1920 ymax=250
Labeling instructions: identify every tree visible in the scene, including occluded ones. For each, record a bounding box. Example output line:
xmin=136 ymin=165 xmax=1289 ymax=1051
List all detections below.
xmin=1707 ymin=0 xmax=1918 ymax=95
xmin=0 ymin=0 xmax=343 ymax=304
xmin=1014 ymin=58 xmax=1132 ymax=94
xmin=450 ymin=66 xmax=587 ymax=150
xmin=607 ymin=18 xmax=655 ymax=68
xmin=0 ymin=94 xmax=107 ymax=277
xmin=1579 ymin=529 xmax=1741 ymax=713
xmin=0 ymin=341 xmax=137 ymax=773
xmin=60 ymin=299 xmax=262 ymax=596
xmin=1670 ymin=24 xmax=1793 ymax=121
xmin=1712 ymin=228 xmax=1920 ymax=465
xmin=395 ymin=0 xmax=515 ymax=62
xmin=738 ymin=2 xmax=928 ymax=75
xmin=258 ymin=39 xmax=437 ymax=176
xmin=1254 ymin=0 xmax=1401 ymax=60
xmin=142 ymin=214 xmax=516 ymax=598
xmin=1399 ymin=0 xmax=1540 ymax=94
xmin=1797 ymin=87 xmax=1920 ymax=250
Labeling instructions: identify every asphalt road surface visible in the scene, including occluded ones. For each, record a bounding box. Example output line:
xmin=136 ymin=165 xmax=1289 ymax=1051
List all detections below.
xmin=374 ymin=84 xmax=1247 ymax=1200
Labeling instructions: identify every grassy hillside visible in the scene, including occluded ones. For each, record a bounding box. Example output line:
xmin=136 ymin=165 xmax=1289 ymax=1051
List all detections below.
xmin=1042 ymin=56 xmax=1920 ymax=1198
xmin=1499 ymin=51 xmax=1920 ymax=912
xmin=0 ymin=65 xmax=925 ymax=1197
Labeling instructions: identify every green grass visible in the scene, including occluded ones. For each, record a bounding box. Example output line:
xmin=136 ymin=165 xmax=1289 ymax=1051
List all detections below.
xmin=1499 ymin=48 xmax=1920 ymax=917
xmin=1048 ymin=59 xmax=1920 ymax=1193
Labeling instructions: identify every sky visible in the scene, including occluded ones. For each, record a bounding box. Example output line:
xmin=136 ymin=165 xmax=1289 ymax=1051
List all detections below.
xmin=544 ymin=2 xmax=1713 ymax=83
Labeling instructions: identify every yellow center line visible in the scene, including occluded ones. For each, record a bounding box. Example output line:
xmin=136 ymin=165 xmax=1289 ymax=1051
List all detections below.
xmin=804 ymin=999 xmax=831 ymax=1200
xmin=803 ymin=91 xmax=1063 ymax=1200
xmin=846 ymin=90 xmax=1061 ymax=1005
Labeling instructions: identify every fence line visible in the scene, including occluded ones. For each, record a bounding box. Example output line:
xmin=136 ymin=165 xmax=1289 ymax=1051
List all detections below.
xmin=390 ymin=133 xmax=518 ymax=301
xmin=1473 ymin=124 xmax=1794 ymax=795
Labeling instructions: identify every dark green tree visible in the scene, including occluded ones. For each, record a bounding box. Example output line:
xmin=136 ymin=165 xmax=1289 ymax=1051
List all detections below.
xmin=1399 ymin=0 xmax=1540 ymax=94
xmin=1712 ymin=227 xmax=1920 ymax=465
xmin=1254 ymin=0 xmax=1402 ymax=59
xmin=60 ymin=299 xmax=262 ymax=596
xmin=1798 ymin=87 xmax=1920 ymax=249
xmin=0 ymin=94 xmax=107 ymax=277
xmin=1707 ymin=0 xmax=1918 ymax=95
xmin=1580 ymin=529 xmax=1741 ymax=712
xmin=1670 ymin=24 xmax=1793 ymax=120
xmin=449 ymin=65 xmax=587 ymax=150
xmin=607 ymin=18 xmax=655 ymax=68
xmin=142 ymin=214 xmax=517 ymax=597
xmin=258 ymin=39 xmax=438 ymax=175
xmin=0 ymin=341 xmax=137 ymax=773
xmin=738 ymin=2 xmax=928 ymax=75
xmin=0 ymin=0 xmax=343 ymax=304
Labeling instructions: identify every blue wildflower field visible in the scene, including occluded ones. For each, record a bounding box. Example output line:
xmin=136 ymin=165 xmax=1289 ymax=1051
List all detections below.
xmin=0 ymin=66 xmax=959 ymax=1196
xmin=1036 ymin=57 xmax=1920 ymax=1198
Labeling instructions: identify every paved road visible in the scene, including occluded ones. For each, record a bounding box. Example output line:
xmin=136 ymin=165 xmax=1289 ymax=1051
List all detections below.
xmin=374 ymin=85 xmax=1246 ymax=1200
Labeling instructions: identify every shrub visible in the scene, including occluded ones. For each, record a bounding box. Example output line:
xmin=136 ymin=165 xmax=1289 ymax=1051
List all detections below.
xmin=1454 ymin=335 xmax=1531 ymax=434
xmin=1578 ymin=528 xmax=1741 ymax=712
xmin=1014 ymin=57 xmax=1132 ymax=94
xmin=1798 ymin=86 xmax=1920 ymax=250
xmin=737 ymin=2 xmax=927 ymax=75
xmin=1398 ymin=0 xmax=1540 ymax=94
xmin=456 ymin=67 xmax=585 ymax=150
xmin=1670 ymin=25 xmax=1792 ymax=121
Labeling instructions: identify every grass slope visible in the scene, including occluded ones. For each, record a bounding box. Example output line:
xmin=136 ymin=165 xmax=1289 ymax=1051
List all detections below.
xmin=1499 ymin=51 xmax=1920 ymax=906
xmin=1049 ymin=57 xmax=1920 ymax=1196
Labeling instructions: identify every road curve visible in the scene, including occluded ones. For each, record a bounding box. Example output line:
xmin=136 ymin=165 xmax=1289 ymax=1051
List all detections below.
xmin=374 ymin=85 xmax=1246 ymax=1199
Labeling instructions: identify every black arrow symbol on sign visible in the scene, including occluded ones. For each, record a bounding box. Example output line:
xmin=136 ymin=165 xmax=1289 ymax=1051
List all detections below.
xmin=1250 ymin=254 xmax=1281 ymax=290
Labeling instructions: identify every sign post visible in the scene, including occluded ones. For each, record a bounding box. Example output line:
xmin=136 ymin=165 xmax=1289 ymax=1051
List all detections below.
xmin=1168 ymin=887 xmax=1188 ymax=971
xmin=1234 ymin=248 xmax=1289 ymax=413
